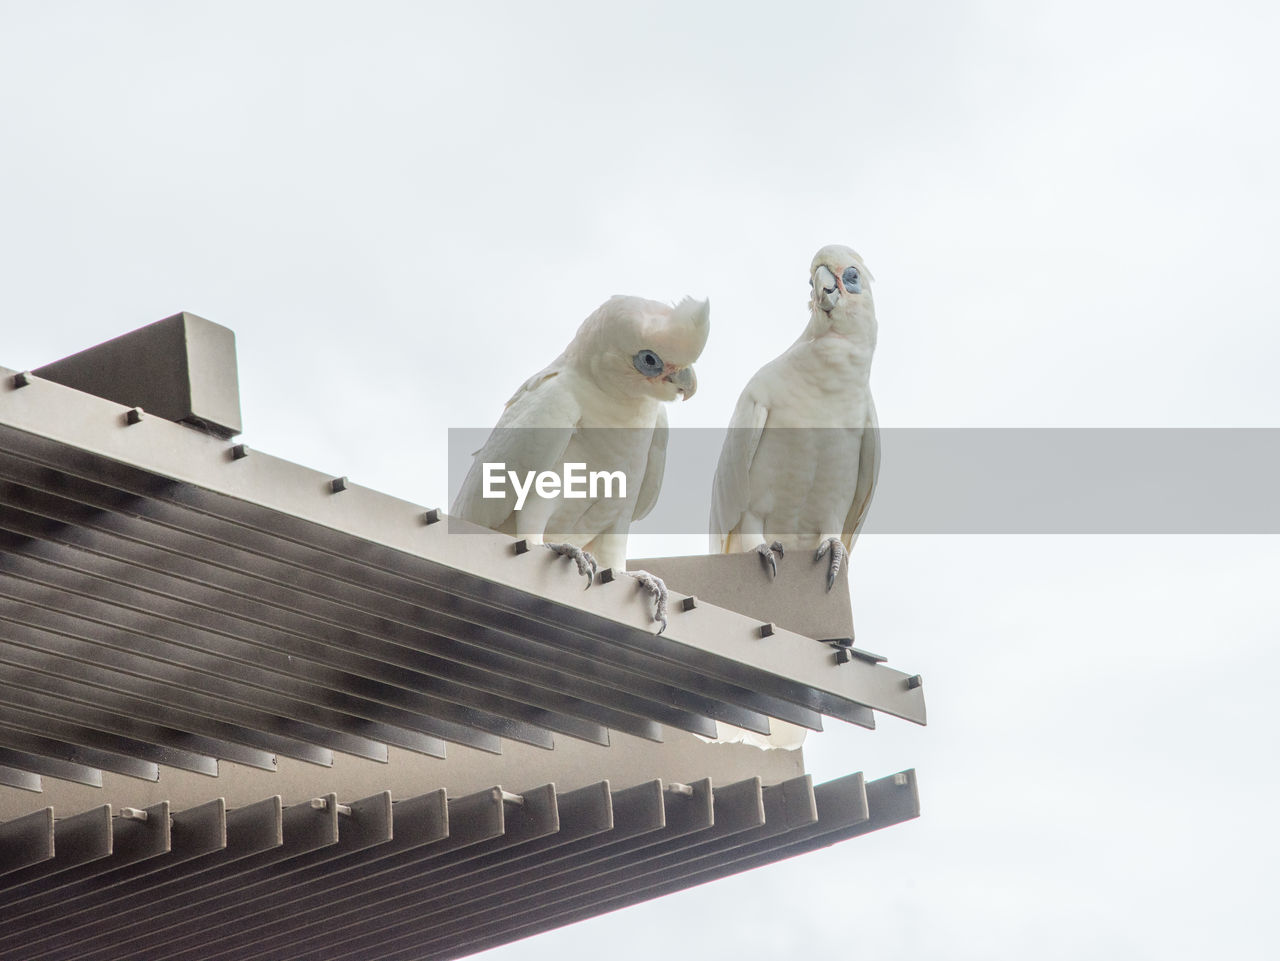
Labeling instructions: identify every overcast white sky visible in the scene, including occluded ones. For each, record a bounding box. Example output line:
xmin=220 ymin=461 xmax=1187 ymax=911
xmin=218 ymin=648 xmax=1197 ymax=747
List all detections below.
xmin=2 ymin=2 xmax=1278 ymax=958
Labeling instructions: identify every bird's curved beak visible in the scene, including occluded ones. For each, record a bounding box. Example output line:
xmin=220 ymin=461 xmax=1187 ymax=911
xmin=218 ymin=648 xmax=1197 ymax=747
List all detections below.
xmin=814 ymin=265 xmax=840 ymax=313
xmin=663 ymin=366 xmax=697 ymax=401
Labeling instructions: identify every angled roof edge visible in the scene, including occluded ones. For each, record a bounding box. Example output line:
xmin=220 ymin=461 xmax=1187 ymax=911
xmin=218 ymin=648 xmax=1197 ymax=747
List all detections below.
xmin=1 ymin=364 xmax=927 ymax=727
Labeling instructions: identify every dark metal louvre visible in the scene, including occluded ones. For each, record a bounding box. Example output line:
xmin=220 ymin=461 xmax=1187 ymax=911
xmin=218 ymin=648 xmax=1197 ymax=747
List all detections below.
xmin=0 ymin=386 xmax=924 ymax=781
xmin=0 ymin=771 xmax=917 ymax=961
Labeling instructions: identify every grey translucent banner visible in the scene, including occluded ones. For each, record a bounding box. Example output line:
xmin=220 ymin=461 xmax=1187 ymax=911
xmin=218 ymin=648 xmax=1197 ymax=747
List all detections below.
xmin=448 ymin=428 xmax=1280 ymax=534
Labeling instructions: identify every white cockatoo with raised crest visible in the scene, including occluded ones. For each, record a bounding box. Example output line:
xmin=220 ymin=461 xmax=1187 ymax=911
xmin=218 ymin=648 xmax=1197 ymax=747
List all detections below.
xmin=452 ymin=294 xmax=710 ymax=632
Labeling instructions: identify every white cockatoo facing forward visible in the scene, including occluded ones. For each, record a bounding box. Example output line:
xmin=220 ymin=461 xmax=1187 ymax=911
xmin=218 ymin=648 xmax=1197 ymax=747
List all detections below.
xmin=451 ymin=294 xmax=710 ymax=632
xmin=707 ymin=245 xmax=879 ymax=747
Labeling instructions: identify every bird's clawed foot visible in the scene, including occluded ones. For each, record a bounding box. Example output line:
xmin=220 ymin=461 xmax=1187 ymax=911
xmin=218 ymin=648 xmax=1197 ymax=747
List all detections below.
xmin=625 ymin=570 xmax=669 ymax=634
xmin=814 ymin=537 xmax=847 ymax=592
xmin=544 ymin=542 xmax=598 ymax=589
xmin=755 ymin=540 xmax=785 ymax=578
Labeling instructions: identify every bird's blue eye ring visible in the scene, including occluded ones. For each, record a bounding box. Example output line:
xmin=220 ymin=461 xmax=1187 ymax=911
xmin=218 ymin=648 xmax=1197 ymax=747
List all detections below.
xmin=841 ymin=266 xmax=861 ymax=293
xmin=633 ymin=349 xmax=664 ymax=376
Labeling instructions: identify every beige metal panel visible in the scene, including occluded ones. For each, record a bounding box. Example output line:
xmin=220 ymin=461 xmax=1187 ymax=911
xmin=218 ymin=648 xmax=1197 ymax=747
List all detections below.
xmin=634 ymin=551 xmax=859 ymax=642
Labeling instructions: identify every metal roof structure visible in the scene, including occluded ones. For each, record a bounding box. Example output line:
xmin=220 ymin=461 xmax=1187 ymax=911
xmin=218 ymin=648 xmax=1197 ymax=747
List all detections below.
xmin=1 ymin=313 xmax=926 ymax=958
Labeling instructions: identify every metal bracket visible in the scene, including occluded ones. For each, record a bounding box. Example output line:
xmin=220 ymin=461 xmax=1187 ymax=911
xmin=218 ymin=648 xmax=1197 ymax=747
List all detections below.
xmin=310 ymin=797 xmax=353 ymax=816
xmin=819 ymin=639 xmax=887 ymax=664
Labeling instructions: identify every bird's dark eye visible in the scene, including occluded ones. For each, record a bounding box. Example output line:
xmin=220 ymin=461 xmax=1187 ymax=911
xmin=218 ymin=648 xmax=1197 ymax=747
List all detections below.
xmin=633 ymin=349 xmax=664 ymax=376
xmin=842 ymin=266 xmax=862 ymax=293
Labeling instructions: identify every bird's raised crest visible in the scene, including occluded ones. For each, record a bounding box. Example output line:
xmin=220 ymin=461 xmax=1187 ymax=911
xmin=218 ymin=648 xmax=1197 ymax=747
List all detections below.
xmin=670 ymin=295 xmax=711 ymax=335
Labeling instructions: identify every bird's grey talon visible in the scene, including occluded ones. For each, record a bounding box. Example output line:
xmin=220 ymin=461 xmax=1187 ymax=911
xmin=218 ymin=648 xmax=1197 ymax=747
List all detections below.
xmin=817 ymin=537 xmax=845 ymax=592
xmin=756 ymin=541 xmax=783 ymax=579
xmin=544 ymin=542 xmax=598 ymax=589
xmin=626 ymin=570 xmax=668 ymax=632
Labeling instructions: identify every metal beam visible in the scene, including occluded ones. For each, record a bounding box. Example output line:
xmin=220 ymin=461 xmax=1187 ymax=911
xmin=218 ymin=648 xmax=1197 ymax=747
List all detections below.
xmin=0 ymin=371 xmax=926 ymax=734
